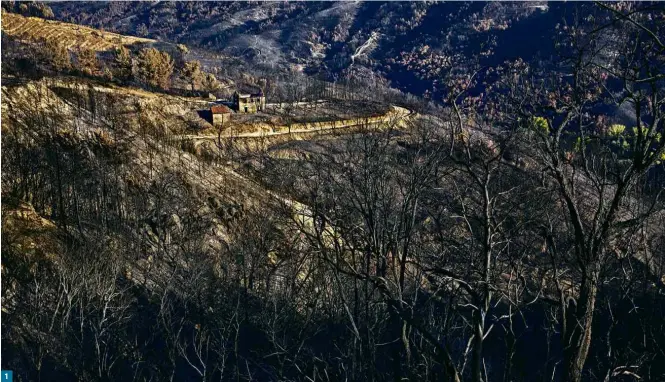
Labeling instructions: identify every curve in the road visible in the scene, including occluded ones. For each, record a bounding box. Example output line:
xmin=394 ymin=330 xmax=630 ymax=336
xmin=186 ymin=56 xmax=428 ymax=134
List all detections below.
xmin=179 ymin=105 xmax=414 ymax=141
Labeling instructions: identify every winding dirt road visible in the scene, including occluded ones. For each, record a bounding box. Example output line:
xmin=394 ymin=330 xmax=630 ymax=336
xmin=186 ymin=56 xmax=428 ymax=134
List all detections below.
xmin=179 ymin=105 xmax=414 ymax=140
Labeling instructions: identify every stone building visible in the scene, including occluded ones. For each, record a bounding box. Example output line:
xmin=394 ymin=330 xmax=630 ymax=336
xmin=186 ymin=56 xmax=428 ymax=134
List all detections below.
xmin=233 ymin=90 xmax=265 ymax=113
xmin=211 ymin=105 xmax=232 ymax=125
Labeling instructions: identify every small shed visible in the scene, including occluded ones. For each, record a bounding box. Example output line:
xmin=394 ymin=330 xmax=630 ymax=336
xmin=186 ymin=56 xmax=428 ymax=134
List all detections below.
xmin=211 ymin=105 xmax=232 ymax=126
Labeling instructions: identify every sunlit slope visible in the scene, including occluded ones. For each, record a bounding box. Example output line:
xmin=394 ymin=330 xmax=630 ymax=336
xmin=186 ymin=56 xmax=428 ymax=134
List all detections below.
xmin=1 ymin=11 xmax=155 ymax=51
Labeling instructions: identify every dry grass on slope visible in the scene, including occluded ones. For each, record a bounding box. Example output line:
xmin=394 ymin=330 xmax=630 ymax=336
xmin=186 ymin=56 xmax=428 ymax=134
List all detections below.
xmin=1 ymin=11 xmax=155 ymax=51
xmin=1 ymin=77 xmax=293 ymax=289
xmin=1 ymin=198 xmax=61 ymax=313
xmin=1 ymin=77 xmax=284 ymax=223
xmin=1 ymin=198 xmax=59 ymax=261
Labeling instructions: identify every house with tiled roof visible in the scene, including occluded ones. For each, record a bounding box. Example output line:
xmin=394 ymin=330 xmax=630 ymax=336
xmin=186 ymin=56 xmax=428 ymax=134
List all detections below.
xmin=211 ymin=104 xmax=232 ymax=125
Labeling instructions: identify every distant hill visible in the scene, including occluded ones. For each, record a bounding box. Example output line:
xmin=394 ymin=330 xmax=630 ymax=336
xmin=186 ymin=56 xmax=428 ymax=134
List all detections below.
xmin=47 ymin=1 xmax=577 ymax=98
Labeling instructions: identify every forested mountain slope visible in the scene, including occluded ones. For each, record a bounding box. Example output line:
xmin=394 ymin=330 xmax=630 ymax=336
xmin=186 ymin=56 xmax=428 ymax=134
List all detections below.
xmin=47 ymin=1 xmax=562 ymax=96
xmin=2 ymin=2 xmax=665 ymax=382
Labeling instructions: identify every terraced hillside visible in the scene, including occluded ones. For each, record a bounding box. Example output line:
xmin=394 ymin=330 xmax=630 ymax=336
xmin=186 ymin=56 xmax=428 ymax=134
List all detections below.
xmin=1 ymin=11 xmax=155 ymax=51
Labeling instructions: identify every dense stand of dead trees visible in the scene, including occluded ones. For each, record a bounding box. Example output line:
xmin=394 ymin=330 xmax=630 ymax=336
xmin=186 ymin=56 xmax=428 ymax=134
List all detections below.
xmin=2 ymin=3 xmax=665 ymax=382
